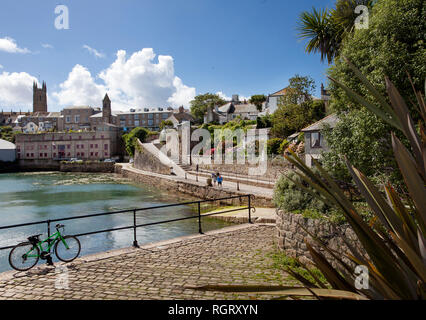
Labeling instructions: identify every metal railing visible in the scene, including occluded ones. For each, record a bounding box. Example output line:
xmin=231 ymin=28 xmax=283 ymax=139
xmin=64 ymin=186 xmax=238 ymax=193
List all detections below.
xmin=0 ymin=194 xmax=255 ymax=251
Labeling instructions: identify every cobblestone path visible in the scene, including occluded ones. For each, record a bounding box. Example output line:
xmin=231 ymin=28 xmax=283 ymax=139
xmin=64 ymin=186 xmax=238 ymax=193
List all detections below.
xmin=0 ymin=225 xmax=291 ymax=300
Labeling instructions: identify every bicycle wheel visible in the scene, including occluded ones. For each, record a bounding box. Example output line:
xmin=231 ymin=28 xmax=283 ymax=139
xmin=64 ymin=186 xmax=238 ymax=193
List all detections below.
xmin=55 ymin=236 xmax=81 ymax=262
xmin=9 ymin=242 xmax=40 ymax=272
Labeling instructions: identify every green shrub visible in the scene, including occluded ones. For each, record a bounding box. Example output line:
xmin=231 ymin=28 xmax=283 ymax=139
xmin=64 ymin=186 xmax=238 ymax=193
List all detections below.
xmin=273 ymin=172 xmax=329 ymax=215
xmin=267 ymin=138 xmax=283 ymax=155
xmin=278 ymin=139 xmax=290 ymax=155
xmin=123 ymin=127 xmax=149 ymax=156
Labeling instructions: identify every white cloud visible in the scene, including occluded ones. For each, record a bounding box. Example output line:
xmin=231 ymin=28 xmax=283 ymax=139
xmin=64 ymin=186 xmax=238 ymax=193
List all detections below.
xmin=168 ymin=76 xmax=196 ymax=107
xmin=42 ymin=43 xmax=54 ymax=49
xmin=52 ymin=64 xmax=106 ymax=107
xmin=53 ymin=48 xmax=196 ymax=111
xmin=0 ymin=71 xmax=37 ymax=106
xmin=0 ymin=65 xmax=3 ymax=69
xmin=0 ymin=37 xmax=30 ymax=54
xmin=83 ymin=45 xmax=105 ymax=58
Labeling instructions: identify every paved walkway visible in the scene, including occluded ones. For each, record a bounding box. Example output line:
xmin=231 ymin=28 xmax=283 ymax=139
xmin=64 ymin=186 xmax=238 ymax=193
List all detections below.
xmin=0 ymin=225 xmax=291 ymax=300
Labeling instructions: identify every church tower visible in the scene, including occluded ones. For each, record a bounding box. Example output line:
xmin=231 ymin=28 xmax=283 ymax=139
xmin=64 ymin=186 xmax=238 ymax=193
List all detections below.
xmin=33 ymin=81 xmax=47 ymax=113
xmin=102 ymin=93 xmax=112 ymax=123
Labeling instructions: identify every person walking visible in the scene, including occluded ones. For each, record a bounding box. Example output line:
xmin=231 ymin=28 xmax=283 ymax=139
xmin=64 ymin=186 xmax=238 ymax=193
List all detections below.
xmin=212 ymin=172 xmax=217 ymax=186
xmin=217 ymin=173 xmax=223 ymax=188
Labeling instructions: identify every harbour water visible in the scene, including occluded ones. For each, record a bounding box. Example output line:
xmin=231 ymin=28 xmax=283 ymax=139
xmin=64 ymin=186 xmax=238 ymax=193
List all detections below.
xmin=0 ymin=172 xmax=232 ymax=272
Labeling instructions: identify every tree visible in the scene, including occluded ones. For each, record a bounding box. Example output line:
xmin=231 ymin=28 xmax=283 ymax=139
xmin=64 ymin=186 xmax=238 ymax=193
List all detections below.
xmin=159 ymin=120 xmax=173 ymax=130
xmin=324 ymin=0 xmax=425 ymax=184
xmin=271 ymin=74 xmax=325 ymax=138
xmin=190 ymin=93 xmax=226 ymax=123
xmin=271 ymin=100 xmax=326 ymax=139
xmin=280 ymin=75 xmax=316 ymax=106
xmin=256 ymin=114 xmax=272 ymax=129
xmin=297 ymin=7 xmax=340 ymax=64
xmin=123 ymin=127 xmax=149 ymax=157
xmin=249 ymin=94 xmax=267 ymax=112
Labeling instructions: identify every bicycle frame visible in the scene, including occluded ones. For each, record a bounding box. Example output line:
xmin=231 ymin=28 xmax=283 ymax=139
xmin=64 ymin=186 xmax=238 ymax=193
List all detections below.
xmin=25 ymin=230 xmax=68 ymax=258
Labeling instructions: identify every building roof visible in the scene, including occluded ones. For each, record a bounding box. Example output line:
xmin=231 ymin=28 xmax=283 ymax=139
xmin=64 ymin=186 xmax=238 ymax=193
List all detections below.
xmin=301 ymin=114 xmax=339 ymax=132
xmin=169 ymin=112 xmax=194 ymax=123
xmin=63 ymin=106 xmax=93 ymax=110
xmin=0 ymin=139 xmax=16 ymax=150
xmin=270 ymin=87 xmax=289 ymax=97
xmin=233 ymin=104 xmax=258 ymax=114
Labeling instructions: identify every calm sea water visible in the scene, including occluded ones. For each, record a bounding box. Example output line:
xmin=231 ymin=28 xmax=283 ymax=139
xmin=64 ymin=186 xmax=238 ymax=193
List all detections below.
xmin=0 ymin=172 xmax=232 ymax=272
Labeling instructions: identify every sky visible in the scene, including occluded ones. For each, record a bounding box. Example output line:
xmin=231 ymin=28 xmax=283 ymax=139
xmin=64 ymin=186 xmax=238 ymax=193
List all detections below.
xmin=0 ymin=0 xmax=336 ymax=112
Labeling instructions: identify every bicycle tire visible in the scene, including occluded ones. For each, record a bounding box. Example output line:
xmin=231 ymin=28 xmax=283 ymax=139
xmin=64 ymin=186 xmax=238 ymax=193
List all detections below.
xmin=9 ymin=242 xmax=40 ymax=272
xmin=55 ymin=236 xmax=81 ymax=262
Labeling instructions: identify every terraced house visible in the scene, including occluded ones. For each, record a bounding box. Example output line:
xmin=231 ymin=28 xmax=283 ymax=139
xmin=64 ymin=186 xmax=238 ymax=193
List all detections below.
xmin=15 ymin=130 xmax=120 ymax=161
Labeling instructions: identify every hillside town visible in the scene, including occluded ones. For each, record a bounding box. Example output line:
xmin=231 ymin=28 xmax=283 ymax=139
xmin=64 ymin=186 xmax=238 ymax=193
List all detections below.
xmin=0 ymin=0 xmax=424 ymax=306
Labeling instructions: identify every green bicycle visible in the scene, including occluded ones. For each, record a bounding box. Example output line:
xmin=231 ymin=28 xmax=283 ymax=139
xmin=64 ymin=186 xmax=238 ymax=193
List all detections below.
xmin=8 ymin=224 xmax=81 ymax=272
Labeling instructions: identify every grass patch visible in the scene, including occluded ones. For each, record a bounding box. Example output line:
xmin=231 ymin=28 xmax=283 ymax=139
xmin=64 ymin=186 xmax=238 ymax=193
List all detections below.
xmin=267 ymin=250 xmax=329 ymax=287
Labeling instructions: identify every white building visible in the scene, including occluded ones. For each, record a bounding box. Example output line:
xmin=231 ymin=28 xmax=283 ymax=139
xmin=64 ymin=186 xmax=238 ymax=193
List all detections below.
xmin=0 ymin=139 xmax=16 ymax=162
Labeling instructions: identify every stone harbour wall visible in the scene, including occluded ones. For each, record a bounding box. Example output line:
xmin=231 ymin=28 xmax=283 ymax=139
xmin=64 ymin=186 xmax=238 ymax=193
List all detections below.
xmin=276 ymin=210 xmax=366 ymax=268
xmin=116 ymin=164 xmax=274 ymax=208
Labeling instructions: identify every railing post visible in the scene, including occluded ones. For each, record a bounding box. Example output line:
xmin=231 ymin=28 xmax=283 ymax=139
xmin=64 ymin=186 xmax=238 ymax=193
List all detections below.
xmin=133 ymin=210 xmax=139 ymax=248
xmin=198 ymin=202 xmax=203 ymax=234
xmin=248 ymin=195 xmax=252 ymax=224
xmin=47 ymin=220 xmax=51 ymax=246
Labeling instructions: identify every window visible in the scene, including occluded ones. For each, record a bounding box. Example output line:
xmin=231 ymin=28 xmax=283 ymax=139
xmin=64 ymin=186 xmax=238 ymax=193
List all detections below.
xmin=90 ymin=144 xmax=93 ymax=148
xmin=134 ymin=120 xmax=139 ymax=126
xmin=66 ymin=116 xmax=71 ymax=123
xmin=311 ymin=132 xmax=321 ymax=148
xmin=162 ymin=113 xmax=169 ymax=119
xmin=75 ymin=115 xmax=80 ymax=123
xmin=44 ymin=153 xmax=47 ymax=157
xmin=148 ymin=114 xmax=153 ymax=119
xmin=104 ymin=144 xmax=108 ymax=150
xmin=81 ymin=152 xmax=85 ymax=157
xmin=120 ymin=121 xmax=126 ymax=127
xmin=148 ymin=120 xmax=153 ymax=126
xmin=53 ymin=153 xmax=56 ymax=157
xmin=95 ymin=144 xmax=98 ymax=148
xmin=40 ymin=153 xmax=43 ymax=157
xmin=134 ymin=114 xmax=139 ymax=120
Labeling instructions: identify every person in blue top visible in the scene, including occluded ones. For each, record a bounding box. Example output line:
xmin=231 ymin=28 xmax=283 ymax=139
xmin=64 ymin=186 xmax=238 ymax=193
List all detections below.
xmin=217 ymin=173 xmax=223 ymax=188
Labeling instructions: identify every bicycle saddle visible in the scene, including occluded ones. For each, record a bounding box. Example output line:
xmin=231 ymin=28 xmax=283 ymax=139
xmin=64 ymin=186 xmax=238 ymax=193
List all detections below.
xmin=56 ymin=224 xmax=65 ymax=229
xmin=28 ymin=234 xmax=42 ymax=243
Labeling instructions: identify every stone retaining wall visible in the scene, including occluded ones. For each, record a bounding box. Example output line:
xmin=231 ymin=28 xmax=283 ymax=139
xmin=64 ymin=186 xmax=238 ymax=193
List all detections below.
xmin=276 ymin=210 xmax=365 ymax=268
xmin=134 ymin=143 xmax=170 ymax=175
xmin=198 ymin=157 xmax=290 ymax=180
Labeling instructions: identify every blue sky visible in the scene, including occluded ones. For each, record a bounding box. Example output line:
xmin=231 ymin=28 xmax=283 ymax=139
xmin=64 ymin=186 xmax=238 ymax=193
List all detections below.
xmin=0 ymin=0 xmax=335 ymax=112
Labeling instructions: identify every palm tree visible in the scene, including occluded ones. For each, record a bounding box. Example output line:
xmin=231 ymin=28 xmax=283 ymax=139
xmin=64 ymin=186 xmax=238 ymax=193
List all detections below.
xmin=297 ymin=7 xmax=341 ymax=64
xmin=297 ymin=1 xmax=376 ymax=64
